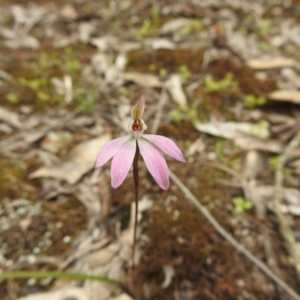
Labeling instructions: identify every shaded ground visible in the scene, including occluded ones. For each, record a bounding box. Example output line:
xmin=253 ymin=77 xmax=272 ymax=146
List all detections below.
xmin=1 ymin=0 xmax=300 ymax=299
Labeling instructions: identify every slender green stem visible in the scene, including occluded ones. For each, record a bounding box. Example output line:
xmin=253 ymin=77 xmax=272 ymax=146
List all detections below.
xmin=0 ymin=271 xmax=119 ymax=285
xmin=132 ymin=142 xmax=140 ymax=267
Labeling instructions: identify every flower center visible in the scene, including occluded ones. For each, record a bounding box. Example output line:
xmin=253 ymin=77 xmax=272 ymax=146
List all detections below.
xmin=131 ymin=119 xmax=143 ymax=132
xmin=128 ymin=118 xmax=147 ymax=139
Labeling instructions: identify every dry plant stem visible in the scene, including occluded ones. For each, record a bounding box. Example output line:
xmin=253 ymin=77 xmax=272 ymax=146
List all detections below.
xmin=274 ymin=130 xmax=300 ymax=283
xmin=132 ymin=143 xmax=140 ymax=268
xmin=169 ymin=170 xmax=300 ymax=300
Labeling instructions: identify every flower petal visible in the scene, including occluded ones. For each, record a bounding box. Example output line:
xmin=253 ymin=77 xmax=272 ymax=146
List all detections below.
xmin=142 ymin=134 xmax=186 ymax=162
xmin=138 ymin=139 xmax=169 ymax=190
xmin=111 ymin=138 xmax=136 ymax=188
xmin=131 ymin=94 xmax=145 ymax=120
xmin=95 ymin=136 xmax=131 ymax=168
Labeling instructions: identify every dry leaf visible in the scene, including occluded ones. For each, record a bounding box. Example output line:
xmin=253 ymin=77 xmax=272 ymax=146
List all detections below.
xmin=81 ymin=243 xmax=120 ymax=268
xmin=109 ymin=294 xmax=134 ymax=300
xmin=144 ymin=38 xmax=175 ymax=50
xmin=60 ymin=4 xmax=78 ymax=20
xmin=90 ymin=36 xmax=118 ymax=52
xmin=84 ymin=281 xmax=113 ymax=300
xmin=268 ymin=90 xmax=300 ymax=104
xmin=247 ymin=57 xmax=296 ymax=69
xmin=3 ymin=33 xmax=39 ymax=49
xmin=290 ymin=158 xmax=300 ymax=175
xmin=123 ymin=72 xmax=162 ymax=87
xmin=40 ymin=131 xmax=73 ymax=154
xmin=0 ymin=69 xmax=15 ymax=82
xmin=234 ymin=134 xmax=283 ymax=153
xmin=242 ymin=150 xmax=264 ymax=179
xmin=0 ymin=107 xmax=22 ymax=128
xmin=195 ymin=122 xmax=269 ymax=140
xmin=159 ymin=18 xmax=195 ymax=34
xmin=17 ymin=287 xmax=89 ymax=300
xmin=78 ymin=22 xmax=96 ymax=44
xmin=267 ymin=203 xmax=300 ymax=216
xmin=161 ymin=265 xmax=175 ymax=289
xmin=29 ymin=134 xmax=111 ymax=184
xmin=258 ymin=186 xmax=300 ymax=205
xmin=166 ymin=74 xmax=188 ymax=110
xmin=11 ymin=5 xmax=44 ymax=29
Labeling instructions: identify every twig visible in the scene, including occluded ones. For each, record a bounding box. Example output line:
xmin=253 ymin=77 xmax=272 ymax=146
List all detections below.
xmin=169 ymin=170 xmax=300 ymax=300
xmin=274 ymin=130 xmax=300 ymax=282
xmin=262 ymin=228 xmax=285 ymax=300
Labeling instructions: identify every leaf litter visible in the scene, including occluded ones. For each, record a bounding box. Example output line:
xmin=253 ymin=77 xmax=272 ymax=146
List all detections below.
xmin=1 ymin=0 xmax=300 ymax=299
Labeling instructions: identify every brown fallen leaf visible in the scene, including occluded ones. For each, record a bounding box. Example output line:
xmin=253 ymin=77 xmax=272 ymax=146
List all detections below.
xmin=268 ymin=90 xmax=300 ymax=104
xmin=29 ymin=134 xmax=111 ymax=184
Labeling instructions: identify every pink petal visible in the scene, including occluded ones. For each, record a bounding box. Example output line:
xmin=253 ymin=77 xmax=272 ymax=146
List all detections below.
xmin=95 ymin=136 xmax=131 ymax=168
xmin=142 ymin=134 xmax=186 ymax=162
xmin=111 ymin=138 xmax=136 ymax=188
xmin=138 ymin=139 xmax=169 ymax=190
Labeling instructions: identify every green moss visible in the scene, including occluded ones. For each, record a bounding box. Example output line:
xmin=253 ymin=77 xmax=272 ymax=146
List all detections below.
xmin=180 ymin=19 xmax=203 ymax=36
xmin=232 ymin=197 xmax=253 ymax=213
xmin=5 ymin=93 xmax=19 ymax=104
xmin=204 ymin=73 xmax=239 ymax=92
xmin=268 ymin=155 xmax=291 ymax=176
xmin=37 ymin=91 xmax=50 ymax=101
xmin=137 ymin=6 xmax=160 ymax=37
xmin=244 ymin=94 xmax=266 ymax=108
xmin=19 ymin=77 xmax=47 ymax=90
xmin=179 ymin=64 xmax=191 ymax=83
xmin=169 ymin=109 xmax=183 ymax=123
xmin=0 ymin=44 xmax=95 ymax=111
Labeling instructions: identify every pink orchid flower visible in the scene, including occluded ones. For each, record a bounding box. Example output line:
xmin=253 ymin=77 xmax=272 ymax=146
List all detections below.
xmin=95 ymin=95 xmax=186 ymax=190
